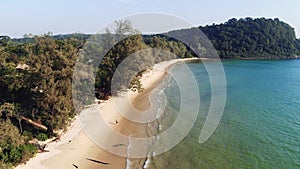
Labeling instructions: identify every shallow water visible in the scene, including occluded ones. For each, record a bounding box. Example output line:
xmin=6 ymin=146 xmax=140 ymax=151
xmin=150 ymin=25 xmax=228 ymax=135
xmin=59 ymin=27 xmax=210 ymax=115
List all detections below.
xmin=146 ymin=59 xmax=300 ymax=169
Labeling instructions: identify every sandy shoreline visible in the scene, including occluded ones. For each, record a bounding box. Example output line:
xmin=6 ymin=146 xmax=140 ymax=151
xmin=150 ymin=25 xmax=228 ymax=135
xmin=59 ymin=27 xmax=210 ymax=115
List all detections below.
xmin=15 ymin=57 xmax=199 ymax=169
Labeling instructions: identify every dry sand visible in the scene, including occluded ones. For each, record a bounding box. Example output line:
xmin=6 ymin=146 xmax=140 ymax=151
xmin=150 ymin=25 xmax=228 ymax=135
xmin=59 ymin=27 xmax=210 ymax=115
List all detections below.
xmin=15 ymin=58 xmax=199 ymax=169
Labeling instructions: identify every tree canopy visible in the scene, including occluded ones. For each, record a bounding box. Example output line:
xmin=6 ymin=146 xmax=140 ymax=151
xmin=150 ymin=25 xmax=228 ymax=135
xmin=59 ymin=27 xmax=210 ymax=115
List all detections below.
xmin=199 ymin=17 xmax=300 ymax=59
xmin=0 ymin=17 xmax=300 ymax=168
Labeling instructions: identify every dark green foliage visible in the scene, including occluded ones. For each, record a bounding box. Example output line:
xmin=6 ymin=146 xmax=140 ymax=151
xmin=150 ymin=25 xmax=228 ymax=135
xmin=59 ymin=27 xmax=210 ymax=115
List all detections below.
xmin=94 ymin=21 xmax=194 ymax=99
xmin=24 ymin=36 xmax=79 ymax=130
xmin=0 ymin=142 xmax=37 ymax=167
xmin=12 ymin=33 xmax=91 ymax=44
xmin=0 ymin=119 xmax=37 ymax=168
xmin=0 ymin=143 xmax=22 ymax=165
xmin=0 ymin=36 xmax=12 ymax=47
xmin=52 ymin=33 xmax=91 ymax=41
xmin=95 ymin=34 xmax=148 ymax=98
xmin=36 ymin=133 xmax=48 ymax=141
xmin=144 ymin=35 xmax=194 ymax=58
xmin=199 ymin=17 xmax=300 ymax=59
xmin=17 ymin=144 xmax=37 ymax=163
xmin=0 ymin=35 xmax=81 ymax=167
xmin=295 ymin=39 xmax=300 ymax=56
xmin=22 ymin=131 xmax=33 ymax=141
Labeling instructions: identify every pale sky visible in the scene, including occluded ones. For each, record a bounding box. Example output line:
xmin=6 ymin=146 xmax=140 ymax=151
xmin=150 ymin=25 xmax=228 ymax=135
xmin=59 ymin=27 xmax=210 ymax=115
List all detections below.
xmin=1 ymin=0 xmax=300 ymax=38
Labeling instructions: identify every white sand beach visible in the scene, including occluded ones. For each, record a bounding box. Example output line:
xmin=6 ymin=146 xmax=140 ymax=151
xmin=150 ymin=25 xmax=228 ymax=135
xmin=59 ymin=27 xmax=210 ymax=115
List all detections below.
xmin=15 ymin=57 xmax=199 ymax=169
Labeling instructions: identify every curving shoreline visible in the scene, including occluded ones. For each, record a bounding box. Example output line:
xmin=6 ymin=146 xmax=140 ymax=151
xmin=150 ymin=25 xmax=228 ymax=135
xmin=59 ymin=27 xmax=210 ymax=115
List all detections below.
xmin=15 ymin=57 xmax=199 ymax=169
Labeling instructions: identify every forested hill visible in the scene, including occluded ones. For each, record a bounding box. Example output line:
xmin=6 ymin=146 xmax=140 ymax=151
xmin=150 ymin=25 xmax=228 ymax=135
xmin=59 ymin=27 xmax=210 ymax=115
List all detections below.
xmin=199 ymin=17 xmax=300 ymax=59
xmin=8 ymin=17 xmax=300 ymax=59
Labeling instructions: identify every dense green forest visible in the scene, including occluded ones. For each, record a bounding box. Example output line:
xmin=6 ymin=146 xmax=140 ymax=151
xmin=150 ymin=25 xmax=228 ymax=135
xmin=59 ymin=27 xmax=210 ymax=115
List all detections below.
xmin=164 ymin=17 xmax=300 ymax=59
xmin=0 ymin=17 xmax=300 ymax=168
xmin=200 ymin=17 xmax=300 ymax=59
xmin=0 ymin=34 xmax=83 ymax=168
xmin=0 ymin=20 xmax=193 ymax=168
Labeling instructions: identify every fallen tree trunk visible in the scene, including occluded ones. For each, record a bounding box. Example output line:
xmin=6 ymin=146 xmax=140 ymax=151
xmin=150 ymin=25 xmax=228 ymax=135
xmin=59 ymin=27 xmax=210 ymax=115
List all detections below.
xmin=19 ymin=116 xmax=48 ymax=131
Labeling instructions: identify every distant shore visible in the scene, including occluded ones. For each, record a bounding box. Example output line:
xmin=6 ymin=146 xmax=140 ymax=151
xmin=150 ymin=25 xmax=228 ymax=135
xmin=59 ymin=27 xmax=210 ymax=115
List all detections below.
xmin=15 ymin=57 xmax=199 ymax=169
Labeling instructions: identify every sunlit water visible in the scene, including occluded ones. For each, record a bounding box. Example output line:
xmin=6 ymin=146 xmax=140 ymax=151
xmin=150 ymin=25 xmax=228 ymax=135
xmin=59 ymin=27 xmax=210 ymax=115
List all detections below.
xmin=146 ymin=60 xmax=300 ymax=169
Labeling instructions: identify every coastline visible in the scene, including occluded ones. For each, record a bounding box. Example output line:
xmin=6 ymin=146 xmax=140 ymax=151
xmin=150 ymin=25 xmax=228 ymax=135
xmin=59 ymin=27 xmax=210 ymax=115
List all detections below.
xmin=15 ymin=57 xmax=199 ymax=169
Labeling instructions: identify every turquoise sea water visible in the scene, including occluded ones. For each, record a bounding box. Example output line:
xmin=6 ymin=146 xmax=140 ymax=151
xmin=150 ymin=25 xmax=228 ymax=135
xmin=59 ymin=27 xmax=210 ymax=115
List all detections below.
xmin=147 ymin=60 xmax=300 ymax=169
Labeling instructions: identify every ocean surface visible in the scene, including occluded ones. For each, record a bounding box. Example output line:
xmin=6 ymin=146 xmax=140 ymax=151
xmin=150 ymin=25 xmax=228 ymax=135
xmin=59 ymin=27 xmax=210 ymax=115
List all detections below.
xmin=145 ymin=59 xmax=300 ymax=169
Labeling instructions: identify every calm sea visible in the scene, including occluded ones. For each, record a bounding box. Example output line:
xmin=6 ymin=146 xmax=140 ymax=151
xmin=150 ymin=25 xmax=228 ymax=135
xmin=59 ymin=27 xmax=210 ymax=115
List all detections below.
xmin=146 ymin=59 xmax=300 ymax=169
